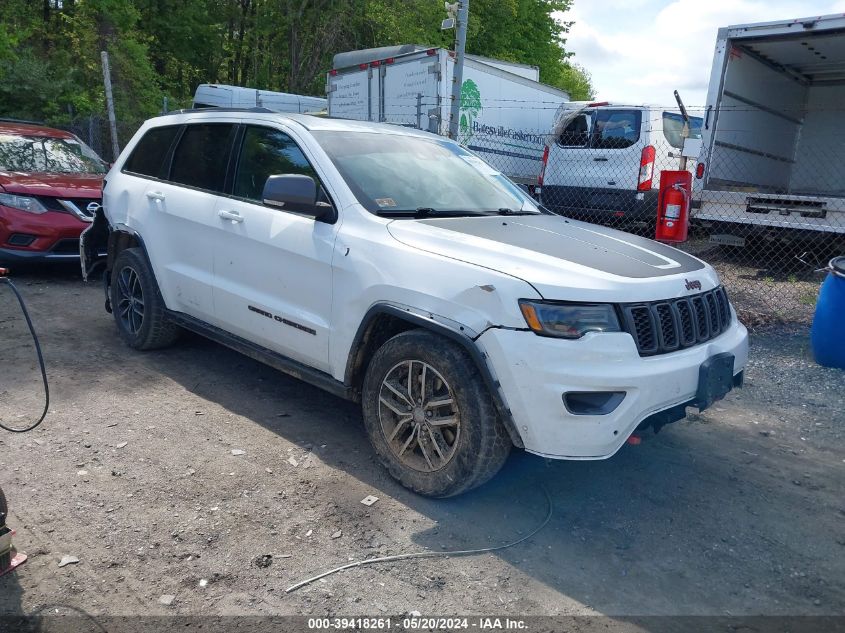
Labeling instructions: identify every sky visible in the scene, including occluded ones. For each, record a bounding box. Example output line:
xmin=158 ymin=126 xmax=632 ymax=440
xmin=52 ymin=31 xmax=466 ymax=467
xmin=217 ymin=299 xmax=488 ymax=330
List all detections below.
xmin=557 ymin=0 xmax=845 ymax=108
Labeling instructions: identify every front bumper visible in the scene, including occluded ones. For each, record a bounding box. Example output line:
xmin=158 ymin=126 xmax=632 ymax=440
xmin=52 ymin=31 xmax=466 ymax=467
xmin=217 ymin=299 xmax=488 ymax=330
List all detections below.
xmin=0 ymin=207 xmax=89 ymax=262
xmin=477 ymin=317 xmax=749 ymax=459
xmin=0 ymin=246 xmax=81 ymax=262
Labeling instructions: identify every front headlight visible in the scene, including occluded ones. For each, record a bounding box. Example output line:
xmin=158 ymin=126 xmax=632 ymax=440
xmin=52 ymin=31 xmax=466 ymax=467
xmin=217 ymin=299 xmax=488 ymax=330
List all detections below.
xmin=0 ymin=192 xmax=48 ymax=214
xmin=519 ymin=300 xmax=621 ymax=339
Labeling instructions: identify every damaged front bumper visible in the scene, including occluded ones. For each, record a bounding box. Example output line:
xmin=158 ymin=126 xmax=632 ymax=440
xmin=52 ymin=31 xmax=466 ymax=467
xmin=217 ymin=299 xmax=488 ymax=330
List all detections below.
xmin=476 ymin=318 xmax=749 ymax=459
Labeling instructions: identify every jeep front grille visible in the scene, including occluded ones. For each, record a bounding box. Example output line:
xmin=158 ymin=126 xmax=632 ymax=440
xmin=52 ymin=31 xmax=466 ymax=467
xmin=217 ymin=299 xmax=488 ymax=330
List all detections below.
xmin=621 ymin=287 xmax=732 ymax=356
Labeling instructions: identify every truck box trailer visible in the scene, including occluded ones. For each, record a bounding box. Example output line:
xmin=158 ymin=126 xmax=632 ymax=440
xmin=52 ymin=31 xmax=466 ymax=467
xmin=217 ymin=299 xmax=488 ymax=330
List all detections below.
xmin=193 ymin=84 xmax=326 ymax=114
xmin=326 ymin=45 xmax=569 ymax=184
xmin=695 ymin=14 xmax=845 ymax=242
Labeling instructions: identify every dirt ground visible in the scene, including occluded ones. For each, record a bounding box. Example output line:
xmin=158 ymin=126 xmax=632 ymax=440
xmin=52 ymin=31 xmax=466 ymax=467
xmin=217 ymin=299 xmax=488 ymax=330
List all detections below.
xmin=1 ymin=263 xmax=843 ymax=623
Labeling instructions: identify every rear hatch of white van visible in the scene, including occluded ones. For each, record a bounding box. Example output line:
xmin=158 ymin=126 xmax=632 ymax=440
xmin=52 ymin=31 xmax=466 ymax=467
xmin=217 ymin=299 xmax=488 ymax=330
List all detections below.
xmin=539 ymin=105 xmax=701 ymax=223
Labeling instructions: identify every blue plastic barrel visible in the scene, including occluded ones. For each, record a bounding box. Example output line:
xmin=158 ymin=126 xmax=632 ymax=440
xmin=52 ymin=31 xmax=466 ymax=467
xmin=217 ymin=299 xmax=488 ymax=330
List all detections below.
xmin=810 ymin=256 xmax=845 ymax=370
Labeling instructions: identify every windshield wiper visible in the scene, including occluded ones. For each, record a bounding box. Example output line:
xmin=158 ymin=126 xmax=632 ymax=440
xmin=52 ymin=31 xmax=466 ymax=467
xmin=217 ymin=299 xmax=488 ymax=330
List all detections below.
xmin=375 ymin=207 xmax=486 ymax=218
xmin=497 ymin=199 xmax=542 ymax=216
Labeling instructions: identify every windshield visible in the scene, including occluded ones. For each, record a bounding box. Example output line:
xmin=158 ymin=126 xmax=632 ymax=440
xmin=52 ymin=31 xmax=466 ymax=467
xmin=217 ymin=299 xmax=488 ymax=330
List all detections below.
xmin=0 ymin=133 xmax=107 ymax=174
xmin=312 ymin=130 xmax=541 ymax=216
xmin=662 ymin=112 xmax=703 ymax=149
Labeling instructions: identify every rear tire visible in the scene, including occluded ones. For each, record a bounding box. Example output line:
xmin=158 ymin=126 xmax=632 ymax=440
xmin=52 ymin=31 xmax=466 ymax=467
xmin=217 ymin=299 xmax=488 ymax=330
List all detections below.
xmin=0 ymin=486 xmax=7 ymax=522
xmin=362 ymin=329 xmax=511 ymax=497
xmin=110 ymin=248 xmax=180 ymax=350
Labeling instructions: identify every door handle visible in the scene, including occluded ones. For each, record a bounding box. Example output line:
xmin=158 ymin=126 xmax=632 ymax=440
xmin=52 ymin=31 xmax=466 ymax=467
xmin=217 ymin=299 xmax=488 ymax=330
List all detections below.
xmin=146 ymin=190 xmax=166 ymax=201
xmin=593 ymin=157 xmax=609 ymax=162
xmin=218 ymin=209 xmax=244 ymax=223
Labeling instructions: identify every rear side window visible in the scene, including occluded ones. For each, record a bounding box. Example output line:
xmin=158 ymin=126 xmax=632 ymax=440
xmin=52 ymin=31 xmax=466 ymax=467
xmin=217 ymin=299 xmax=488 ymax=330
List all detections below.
xmin=123 ymin=126 xmax=180 ymax=177
xmin=662 ymin=112 xmax=703 ymax=149
xmin=169 ymin=123 xmax=236 ymax=192
xmin=233 ymin=126 xmax=318 ymax=202
xmin=557 ymin=113 xmax=591 ymax=147
xmin=591 ymin=110 xmax=642 ymax=149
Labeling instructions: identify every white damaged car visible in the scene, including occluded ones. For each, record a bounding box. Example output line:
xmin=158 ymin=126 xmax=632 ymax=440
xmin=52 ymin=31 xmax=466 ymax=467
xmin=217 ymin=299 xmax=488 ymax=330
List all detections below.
xmin=82 ymin=110 xmax=748 ymax=497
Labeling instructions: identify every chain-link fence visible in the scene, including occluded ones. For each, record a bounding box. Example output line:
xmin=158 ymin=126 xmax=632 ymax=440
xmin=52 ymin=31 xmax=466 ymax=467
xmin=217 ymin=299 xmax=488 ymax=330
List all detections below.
xmin=458 ymin=104 xmax=844 ymax=325
xmin=61 ymin=115 xmax=144 ymax=163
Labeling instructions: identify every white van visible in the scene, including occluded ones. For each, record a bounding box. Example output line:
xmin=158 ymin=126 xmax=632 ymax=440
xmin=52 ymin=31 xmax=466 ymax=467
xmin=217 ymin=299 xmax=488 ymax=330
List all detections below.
xmin=538 ymin=103 xmax=702 ymax=223
xmin=193 ymin=84 xmax=327 ymax=114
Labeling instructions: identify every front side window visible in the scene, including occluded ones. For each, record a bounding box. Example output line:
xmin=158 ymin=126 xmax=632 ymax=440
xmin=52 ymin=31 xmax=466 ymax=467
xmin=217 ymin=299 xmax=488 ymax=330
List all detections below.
xmin=169 ymin=123 xmax=236 ymax=192
xmin=234 ymin=127 xmax=318 ymax=202
xmin=0 ymin=133 xmax=107 ymax=174
xmin=313 ymin=130 xmax=541 ymax=216
xmin=591 ymin=110 xmax=642 ymax=149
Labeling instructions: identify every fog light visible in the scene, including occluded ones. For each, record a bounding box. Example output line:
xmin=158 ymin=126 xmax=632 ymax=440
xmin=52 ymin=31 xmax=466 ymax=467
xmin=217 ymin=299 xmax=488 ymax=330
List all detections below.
xmin=8 ymin=233 xmax=36 ymax=246
xmin=563 ymin=391 xmax=626 ymax=416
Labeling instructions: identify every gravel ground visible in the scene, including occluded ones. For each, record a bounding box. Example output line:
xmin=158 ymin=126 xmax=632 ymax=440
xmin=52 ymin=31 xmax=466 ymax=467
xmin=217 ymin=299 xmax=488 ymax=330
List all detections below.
xmin=0 ymin=264 xmax=843 ymax=621
xmin=679 ymin=238 xmax=825 ymax=324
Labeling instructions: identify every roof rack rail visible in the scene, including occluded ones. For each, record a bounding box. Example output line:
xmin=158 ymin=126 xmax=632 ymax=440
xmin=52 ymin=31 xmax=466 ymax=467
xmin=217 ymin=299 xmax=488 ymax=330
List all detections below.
xmin=164 ymin=107 xmax=275 ymax=115
xmin=0 ymin=117 xmax=47 ymax=126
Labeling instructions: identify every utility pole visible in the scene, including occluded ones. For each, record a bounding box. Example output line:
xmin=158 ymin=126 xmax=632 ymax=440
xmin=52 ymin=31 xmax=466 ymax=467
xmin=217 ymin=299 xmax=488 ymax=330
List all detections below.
xmin=674 ymin=90 xmax=690 ymax=170
xmin=100 ymin=51 xmax=120 ymax=161
xmin=448 ymin=0 xmax=469 ymax=140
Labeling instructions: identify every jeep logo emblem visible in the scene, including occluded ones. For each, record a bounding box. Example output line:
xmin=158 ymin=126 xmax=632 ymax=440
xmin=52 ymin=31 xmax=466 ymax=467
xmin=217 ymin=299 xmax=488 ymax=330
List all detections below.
xmin=685 ymin=279 xmax=702 ymax=291
xmin=86 ymin=202 xmax=102 ymax=213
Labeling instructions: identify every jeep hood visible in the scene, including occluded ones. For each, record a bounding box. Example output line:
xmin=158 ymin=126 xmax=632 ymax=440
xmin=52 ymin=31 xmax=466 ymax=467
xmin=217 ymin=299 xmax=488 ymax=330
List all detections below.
xmin=0 ymin=172 xmax=103 ymax=198
xmin=387 ymin=214 xmax=716 ymax=301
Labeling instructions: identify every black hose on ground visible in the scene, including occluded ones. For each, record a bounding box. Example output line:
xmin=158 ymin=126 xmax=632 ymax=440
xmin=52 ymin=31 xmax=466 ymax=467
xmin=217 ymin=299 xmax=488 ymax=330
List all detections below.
xmin=0 ymin=274 xmax=49 ymax=433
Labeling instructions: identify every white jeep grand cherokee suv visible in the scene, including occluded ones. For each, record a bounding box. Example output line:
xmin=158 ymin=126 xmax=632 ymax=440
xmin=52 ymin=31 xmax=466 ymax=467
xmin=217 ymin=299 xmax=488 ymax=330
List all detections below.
xmin=81 ymin=109 xmax=748 ymax=497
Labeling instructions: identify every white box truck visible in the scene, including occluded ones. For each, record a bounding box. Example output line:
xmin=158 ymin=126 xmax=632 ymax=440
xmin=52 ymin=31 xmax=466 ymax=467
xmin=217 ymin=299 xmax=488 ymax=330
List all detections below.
xmin=193 ymin=84 xmax=326 ymax=114
xmin=326 ymin=45 xmax=569 ymax=184
xmin=694 ymin=14 xmax=845 ymax=245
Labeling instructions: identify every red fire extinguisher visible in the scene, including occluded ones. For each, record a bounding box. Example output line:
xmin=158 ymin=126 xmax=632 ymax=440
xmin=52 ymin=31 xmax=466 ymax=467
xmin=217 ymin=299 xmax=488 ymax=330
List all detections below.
xmin=655 ymin=170 xmax=692 ymax=242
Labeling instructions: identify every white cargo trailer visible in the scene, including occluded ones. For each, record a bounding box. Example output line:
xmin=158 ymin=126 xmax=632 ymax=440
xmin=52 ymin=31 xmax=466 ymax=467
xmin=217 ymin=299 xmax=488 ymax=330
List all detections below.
xmin=695 ymin=14 xmax=845 ymax=241
xmin=326 ymin=45 xmax=569 ymax=184
xmin=193 ymin=84 xmax=326 ymax=114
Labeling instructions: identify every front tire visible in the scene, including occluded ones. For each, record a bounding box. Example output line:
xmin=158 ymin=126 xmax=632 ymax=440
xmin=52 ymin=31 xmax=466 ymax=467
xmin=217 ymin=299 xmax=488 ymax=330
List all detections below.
xmin=362 ymin=329 xmax=511 ymax=497
xmin=110 ymin=248 xmax=180 ymax=350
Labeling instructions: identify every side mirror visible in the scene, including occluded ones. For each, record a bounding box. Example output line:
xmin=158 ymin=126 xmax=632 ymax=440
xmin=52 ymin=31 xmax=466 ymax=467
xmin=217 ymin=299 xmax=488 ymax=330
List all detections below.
xmin=262 ymin=174 xmax=332 ymax=220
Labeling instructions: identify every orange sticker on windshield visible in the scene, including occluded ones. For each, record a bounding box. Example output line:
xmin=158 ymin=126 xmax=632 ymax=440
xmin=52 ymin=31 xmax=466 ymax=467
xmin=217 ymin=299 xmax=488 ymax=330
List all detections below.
xmin=375 ymin=197 xmax=397 ymax=207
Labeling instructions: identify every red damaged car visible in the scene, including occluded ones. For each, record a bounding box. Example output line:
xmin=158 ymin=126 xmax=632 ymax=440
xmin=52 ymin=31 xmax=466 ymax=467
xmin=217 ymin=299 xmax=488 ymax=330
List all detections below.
xmin=0 ymin=119 xmax=107 ymax=263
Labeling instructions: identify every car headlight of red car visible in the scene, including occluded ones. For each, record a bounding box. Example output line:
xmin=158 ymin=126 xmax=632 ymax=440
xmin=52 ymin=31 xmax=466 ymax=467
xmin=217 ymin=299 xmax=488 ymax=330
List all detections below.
xmin=0 ymin=192 xmax=49 ymax=214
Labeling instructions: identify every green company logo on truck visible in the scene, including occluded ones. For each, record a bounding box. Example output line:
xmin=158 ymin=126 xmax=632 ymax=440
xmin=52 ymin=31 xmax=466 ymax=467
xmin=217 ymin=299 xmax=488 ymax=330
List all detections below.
xmin=459 ymin=79 xmax=482 ymax=144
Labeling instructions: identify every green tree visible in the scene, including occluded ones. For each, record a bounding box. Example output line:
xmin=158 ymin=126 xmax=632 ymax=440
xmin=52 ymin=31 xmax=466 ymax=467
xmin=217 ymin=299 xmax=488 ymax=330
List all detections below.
xmin=559 ymin=62 xmax=595 ymax=100
xmin=459 ymin=79 xmax=482 ymax=143
xmin=0 ymin=0 xmax=595 ymax=134
xmin=0 ymin=52 xmax=77 ymax=121
xmin=0 ymin=0 xmax=163 ymax=124
xmin=464 ymin=0 xmax=594 ymax=98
